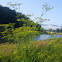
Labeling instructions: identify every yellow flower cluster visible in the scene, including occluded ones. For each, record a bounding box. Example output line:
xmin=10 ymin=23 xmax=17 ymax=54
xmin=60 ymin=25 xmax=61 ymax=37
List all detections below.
xmin=13 ymin=51 xmax=18 ymax=55
xmin=23 ymin=46 xmax=26 ymax=48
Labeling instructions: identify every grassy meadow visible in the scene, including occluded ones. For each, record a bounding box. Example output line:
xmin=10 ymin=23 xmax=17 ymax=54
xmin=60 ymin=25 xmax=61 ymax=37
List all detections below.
xmin=0 ymin=38 xmax=62 ymax=62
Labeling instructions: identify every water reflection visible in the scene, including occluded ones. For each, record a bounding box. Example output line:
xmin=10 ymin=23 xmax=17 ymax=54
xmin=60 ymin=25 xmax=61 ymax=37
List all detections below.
xmin=33 ymin=34 xmax=62 ymax=40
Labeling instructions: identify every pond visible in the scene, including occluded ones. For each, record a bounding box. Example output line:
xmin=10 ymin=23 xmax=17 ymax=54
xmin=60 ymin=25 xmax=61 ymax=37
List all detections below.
xmin=33 ymin=34 xmax=62 ymax=40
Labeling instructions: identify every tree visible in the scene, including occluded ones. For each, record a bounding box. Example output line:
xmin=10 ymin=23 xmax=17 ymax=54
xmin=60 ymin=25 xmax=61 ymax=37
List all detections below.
xmin=60 ymin=28 xmax=62 ymax=32
xmin=49 ymin=29 xmax=52 ymax=32
xmin=56 ymin=28 xmax=59 ymax=32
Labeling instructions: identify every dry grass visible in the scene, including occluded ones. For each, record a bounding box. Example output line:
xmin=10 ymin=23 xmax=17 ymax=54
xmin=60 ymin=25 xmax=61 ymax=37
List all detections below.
xmin=30 ymin=40 xmax=47 ymax=48
xmin=0 ymin=43 xmax=17 ymax=55
xmin=35 ymin=41 xmax=47 ymax=48
xmin=0 ymin=40 xmax=48 ymax=56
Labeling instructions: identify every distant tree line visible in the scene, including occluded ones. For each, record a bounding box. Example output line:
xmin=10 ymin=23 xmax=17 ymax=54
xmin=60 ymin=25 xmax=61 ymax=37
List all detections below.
xmin=48 ymin=28 xmax=62 ymax=33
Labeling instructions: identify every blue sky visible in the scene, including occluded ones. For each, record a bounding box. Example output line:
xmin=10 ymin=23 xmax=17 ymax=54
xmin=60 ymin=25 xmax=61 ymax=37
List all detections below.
xmin=0 ymin=0 xmax=62 ymax=26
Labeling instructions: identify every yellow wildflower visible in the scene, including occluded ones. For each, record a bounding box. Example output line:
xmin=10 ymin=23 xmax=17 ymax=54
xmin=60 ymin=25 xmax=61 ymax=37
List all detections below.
xmin=23 ymin=46 xmax=26 ymax=48
xmin=13 ymin=51 xmax=18 ymax=55
xmin=37 ymin=52 xmax=40 ymax=55
xmin=13 ymin=55 xmax=21 ymax=61
xmin=0 ymin=56 xmax=2 ymax=58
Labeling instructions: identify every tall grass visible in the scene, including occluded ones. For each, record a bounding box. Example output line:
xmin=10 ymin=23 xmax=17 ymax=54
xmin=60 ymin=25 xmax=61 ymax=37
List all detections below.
xmin=0 ymin=38 xmax=62 ymax=62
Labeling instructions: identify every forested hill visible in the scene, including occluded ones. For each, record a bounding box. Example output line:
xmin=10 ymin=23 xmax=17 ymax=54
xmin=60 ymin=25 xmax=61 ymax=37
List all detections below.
xmin=0 ymin=5 xmax=29 ymax=24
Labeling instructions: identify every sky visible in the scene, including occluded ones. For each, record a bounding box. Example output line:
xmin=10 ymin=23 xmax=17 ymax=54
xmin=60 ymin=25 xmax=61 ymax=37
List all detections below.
xmin=0 ymin=0 xmax=62 ymax=26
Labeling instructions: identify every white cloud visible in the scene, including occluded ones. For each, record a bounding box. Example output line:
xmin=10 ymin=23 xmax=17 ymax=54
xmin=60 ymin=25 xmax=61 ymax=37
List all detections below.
xmin=41 ymin=24 xmax=62 ymax=30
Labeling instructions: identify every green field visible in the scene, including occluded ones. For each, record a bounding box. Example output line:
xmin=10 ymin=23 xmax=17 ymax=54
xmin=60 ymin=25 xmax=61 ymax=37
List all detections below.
xmin=0 ymin=38 xmax=62 ymax=62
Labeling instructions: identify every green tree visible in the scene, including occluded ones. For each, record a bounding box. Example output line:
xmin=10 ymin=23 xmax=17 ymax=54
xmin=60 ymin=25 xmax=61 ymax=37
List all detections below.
xmin=56 ymin=28 xmax=59 ymax=32
xmin=59 ymin=28 xmax=62 ymax=32
xmin=49 ymin=29 xmax=52 ymax=32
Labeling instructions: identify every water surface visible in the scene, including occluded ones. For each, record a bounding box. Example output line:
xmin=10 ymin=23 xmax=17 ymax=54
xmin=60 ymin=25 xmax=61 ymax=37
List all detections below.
xmin=33 ymin=34 xmax=62 ymax=40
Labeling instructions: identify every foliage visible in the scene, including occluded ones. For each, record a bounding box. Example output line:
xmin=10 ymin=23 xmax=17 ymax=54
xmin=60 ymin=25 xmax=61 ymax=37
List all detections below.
xmin=0 ymin=5 xmax=42 ymax=43
xmin=51 ymin=28 xmax=62 ymax=33
xmin=0 ymin=23 xmax=39 ymax=43
xmin=1 ymin=3 xmax=61 ymax=62
xmin=0 ymin=38 xmax=62 ymax=62
xmin=0 ymin=5 xmax=29 ymax=24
